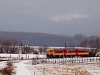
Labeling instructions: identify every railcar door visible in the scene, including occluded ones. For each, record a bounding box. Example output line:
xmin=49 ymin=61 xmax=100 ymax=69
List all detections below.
xmin=66 ymin=48 xmax=76 ymax=57
xmin=46 ymin=48 xmax=54 ymax=58
xmin=54 ymin=48 xmax=64 ymax=58
xmin=77 ymin=48 xmax=89 ymax=56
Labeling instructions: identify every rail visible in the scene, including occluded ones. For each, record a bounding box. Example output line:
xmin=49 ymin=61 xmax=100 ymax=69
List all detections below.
xmin=33 ymin=57 xmax=100 ymax=64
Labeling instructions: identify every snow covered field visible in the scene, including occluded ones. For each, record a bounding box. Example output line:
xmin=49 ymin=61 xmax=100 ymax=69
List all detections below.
xmin=0 ymin=59 xmax=100 ymax=75
xmin=13 ymin=60 xmax=100 ymax=75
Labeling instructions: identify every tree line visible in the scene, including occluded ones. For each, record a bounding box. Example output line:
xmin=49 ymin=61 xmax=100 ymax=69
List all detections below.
xmin=80 ymin=36 xmax=100 ymax=49
xmin=0 ymin=39 xmax=38 ymax=54
xmin=0 ymin=39 xmax=19 ymax=53
xmin=80 ymin=36 xmax=100 ymax=56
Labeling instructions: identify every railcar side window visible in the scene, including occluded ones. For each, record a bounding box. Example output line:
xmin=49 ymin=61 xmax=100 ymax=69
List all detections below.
xmin=79 ymin=49 xmax=87 ymax=52
xmin=54 ymin=49 xmax=63 ymax=52
xmin=67 ymin=48 xmax=75 ymax=52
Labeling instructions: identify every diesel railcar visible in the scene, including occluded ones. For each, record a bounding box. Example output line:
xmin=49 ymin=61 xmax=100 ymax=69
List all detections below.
xmin=46 ymin=47 xmax=89 ymax=58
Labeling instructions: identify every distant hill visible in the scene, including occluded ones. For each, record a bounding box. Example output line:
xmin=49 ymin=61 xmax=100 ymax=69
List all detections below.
xmin=0 ymin=31 xmax=86 ymax=46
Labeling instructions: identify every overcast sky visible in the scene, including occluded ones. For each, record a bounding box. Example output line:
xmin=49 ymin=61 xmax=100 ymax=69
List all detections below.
xmin=0 ymin=0 xmax=100 ymax=36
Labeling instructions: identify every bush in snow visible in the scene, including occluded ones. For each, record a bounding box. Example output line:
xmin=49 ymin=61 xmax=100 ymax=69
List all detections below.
xmin=0 ymin=62 xmax=15 ymax=75
xmin=96 ymin=52 xmax=100 ymax=57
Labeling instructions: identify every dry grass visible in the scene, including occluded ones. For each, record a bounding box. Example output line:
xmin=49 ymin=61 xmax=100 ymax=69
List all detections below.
xmin=97 ymin=62 xmax=100 ymax=67
xmin=0 ymin=61 xmax=15 ymax=75
xmin=32 ymin=65 xmax=91 ymax=75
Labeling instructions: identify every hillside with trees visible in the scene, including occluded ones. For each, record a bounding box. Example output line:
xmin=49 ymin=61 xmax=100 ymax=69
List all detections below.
xmin=0 ymin=31 xmax=86 ymax=46
xmin=0 ymin=31 xmax=100 ymax=48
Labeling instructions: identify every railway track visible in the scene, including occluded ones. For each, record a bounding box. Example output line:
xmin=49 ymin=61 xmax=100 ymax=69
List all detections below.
xmin=34 ymin=57 xmax=100 ymax=64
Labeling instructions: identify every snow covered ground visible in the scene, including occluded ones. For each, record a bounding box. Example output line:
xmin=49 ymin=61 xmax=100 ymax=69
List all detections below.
xmin=12 ymin=60 xmax=100 ymax=75
xmin=0 ymin=61 xmax=7 ymax=69
xmin=0 ymin=54 xmax=100 ymax=75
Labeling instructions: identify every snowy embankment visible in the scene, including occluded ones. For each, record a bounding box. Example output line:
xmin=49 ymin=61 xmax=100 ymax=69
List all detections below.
xmin=0 ymin=54 xmax=46 ymax=59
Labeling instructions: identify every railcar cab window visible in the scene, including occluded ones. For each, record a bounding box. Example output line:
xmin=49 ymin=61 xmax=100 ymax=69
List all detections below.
xmin=50 ymin=50 xmax=53 ymax=52
xmin=46 ymin=48 xmax=54 ymax=52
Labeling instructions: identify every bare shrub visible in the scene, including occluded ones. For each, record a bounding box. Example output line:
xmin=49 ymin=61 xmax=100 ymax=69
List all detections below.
xmin=96 ymin=52 xmax=100 ymax=57
xmin=0 ymin=62 xmax=15 ymax=75
xmin=7 ymin=62 xmax=13 ymax=67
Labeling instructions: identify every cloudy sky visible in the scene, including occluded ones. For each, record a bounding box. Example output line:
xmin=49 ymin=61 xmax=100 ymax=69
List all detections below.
xmin=0 ymin=0 xmax=100 ymax=36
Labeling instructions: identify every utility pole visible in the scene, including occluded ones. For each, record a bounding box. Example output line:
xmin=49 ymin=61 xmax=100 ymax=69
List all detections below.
xmin=18 ymin=47 xmax=20 ymax=62
xmin=21 ymin=42 xmax=23 ymax=59
xmin=64 ymin=42 xmax=67 ymax=58
xmin=18 ymin=42 xmax=23 ymax=62
xmin=65 ymin=42 xmax=67 ymax=48
xmin=25 ymin=45 xmax=28 ymax=59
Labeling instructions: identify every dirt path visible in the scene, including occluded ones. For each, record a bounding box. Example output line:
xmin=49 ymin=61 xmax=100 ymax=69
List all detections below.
xmin=15 ymin=61 xmax=33 ymax=75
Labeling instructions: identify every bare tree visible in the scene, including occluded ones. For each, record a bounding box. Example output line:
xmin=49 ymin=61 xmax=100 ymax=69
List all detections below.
xmin=0 ymin=39 xmax=20 ymax=53
xmin=80 ymin=38 xmax=88 ymax=47
xmin=95 ymin=37 xmax=100 ymax=49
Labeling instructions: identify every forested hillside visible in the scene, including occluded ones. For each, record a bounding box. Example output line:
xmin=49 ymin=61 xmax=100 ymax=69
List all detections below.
xmin=0 ymin=31 xmax=99 ymax=47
